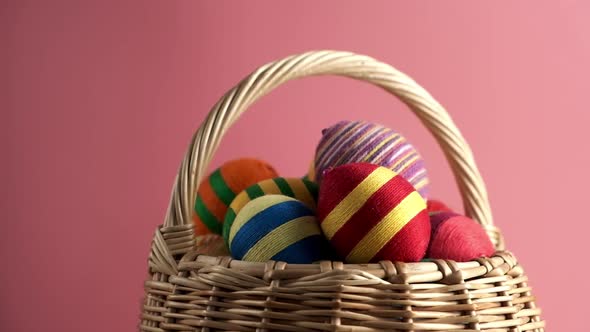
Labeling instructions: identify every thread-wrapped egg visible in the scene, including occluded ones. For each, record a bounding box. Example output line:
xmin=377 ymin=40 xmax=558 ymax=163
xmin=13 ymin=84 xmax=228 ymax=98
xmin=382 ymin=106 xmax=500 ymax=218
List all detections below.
xmin=314 ymin=120 xmax=430 ymax=199
xmin=427 ymin=211 xmax=495 ymax=261
xmin=228 ymin=195 xmax=329 ymax=263
xmin=302 ymin=159 xmax=316 ymax=182
xmin=194 ymin=234 xmax=230 ymax=257
xmin=193 ymin=158 xmax=278 ymax=235
xmin=317 ymin=163 xmax=431 ymax=263
xmin=426 ymin=199 xmax=453 ymax=215
xmin=222 ymin=177 xmax=318 ymax=245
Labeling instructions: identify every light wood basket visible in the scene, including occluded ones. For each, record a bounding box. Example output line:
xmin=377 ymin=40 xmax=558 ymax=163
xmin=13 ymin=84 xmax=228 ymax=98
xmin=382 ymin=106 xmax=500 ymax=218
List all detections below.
xmin=140 ymin=50 xmax=544 ymax=331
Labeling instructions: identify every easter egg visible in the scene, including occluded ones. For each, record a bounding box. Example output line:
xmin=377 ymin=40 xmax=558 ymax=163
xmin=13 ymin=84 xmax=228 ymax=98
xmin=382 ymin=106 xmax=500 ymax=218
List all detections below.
xmin=194 ymin=234 xmax=230 ymax=257
xmin=193 ymin=158 xmax=278 ymax=236
xmin=317 ymin=163 xmax=431 ymax=263
xmin=302 ymin=159 xmax=316 ymax=182
xmin=228 ymin=195 xmax=329 ymax=263
xmin=222 ymin=177 xmax=318 ymax=246
xmin=314 ymin=120 xmax=430 ymax=199
xmin=426 ymin=199 xmax=453 ymax=215
xmin=427 ymin=212 xmax=495 ymax=261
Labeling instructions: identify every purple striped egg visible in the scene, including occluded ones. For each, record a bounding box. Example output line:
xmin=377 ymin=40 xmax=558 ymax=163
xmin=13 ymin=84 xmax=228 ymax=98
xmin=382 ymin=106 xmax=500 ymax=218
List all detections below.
xmin=314 ymin=120 xmax=430 ymax=199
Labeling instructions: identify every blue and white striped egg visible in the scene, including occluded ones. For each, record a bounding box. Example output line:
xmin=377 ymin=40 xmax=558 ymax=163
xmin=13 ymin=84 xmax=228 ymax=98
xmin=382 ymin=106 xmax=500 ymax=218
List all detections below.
xmin=228 ymin=195 xmax=329 ymax=263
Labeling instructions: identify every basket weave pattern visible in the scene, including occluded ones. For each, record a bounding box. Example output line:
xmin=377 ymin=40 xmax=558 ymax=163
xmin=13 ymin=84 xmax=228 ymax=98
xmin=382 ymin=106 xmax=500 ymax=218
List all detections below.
xmin=140 ymin=51 xmax=544 ymax=331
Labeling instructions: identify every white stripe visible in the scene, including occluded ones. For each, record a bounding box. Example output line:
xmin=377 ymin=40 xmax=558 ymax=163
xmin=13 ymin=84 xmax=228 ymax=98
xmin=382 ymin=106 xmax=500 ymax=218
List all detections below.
xmin=320 ymin=122 xmax=370 ymax=166
xmin=384 ymin=143 xmax=411 ymax=166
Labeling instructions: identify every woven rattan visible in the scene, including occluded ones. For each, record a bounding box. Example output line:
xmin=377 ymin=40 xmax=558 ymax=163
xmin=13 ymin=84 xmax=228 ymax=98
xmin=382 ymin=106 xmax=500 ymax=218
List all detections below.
xmin=140 ymin=50 xmax=544 ymax=331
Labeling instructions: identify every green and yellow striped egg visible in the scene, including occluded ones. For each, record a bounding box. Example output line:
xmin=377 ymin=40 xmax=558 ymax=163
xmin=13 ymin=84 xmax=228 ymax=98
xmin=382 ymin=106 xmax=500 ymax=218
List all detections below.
xmin=193 ymin=158 xmax=278 ymax=236
xmin=302 ymin=159 xmax=316 ymax=182
xmin=228 ymin=195 xmax=329 ymax=263
xmin=222 ymin=177 xmax=318 ymax=245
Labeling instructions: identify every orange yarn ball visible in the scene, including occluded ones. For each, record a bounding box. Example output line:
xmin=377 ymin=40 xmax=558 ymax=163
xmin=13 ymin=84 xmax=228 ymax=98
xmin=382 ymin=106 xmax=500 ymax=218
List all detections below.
xmin=193 ymin=158 xmax=278 ymax=236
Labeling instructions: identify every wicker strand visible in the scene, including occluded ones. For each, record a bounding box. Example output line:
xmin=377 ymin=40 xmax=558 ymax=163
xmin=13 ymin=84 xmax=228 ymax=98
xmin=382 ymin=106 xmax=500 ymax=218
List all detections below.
xmin=141 ymin=251 xmax=544 ymax=331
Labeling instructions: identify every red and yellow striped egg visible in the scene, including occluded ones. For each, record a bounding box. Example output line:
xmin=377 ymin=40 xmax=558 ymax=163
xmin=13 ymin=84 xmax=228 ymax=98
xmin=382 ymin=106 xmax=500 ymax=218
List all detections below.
xmin=317 ymin=163 xmax=430 ymax=263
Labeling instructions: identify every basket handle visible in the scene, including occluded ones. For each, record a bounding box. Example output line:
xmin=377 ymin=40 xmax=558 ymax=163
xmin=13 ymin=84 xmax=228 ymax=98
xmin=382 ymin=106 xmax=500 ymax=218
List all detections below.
xmin=164 ymin=50 xmax=503 ymax=249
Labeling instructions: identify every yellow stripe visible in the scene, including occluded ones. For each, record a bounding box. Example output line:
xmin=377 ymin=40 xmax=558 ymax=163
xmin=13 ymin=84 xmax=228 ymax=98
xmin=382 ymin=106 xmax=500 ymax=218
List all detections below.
xmin=258 ymin=178 xmax=281 ymax=194
xmin=289 ymin=179 xmax=316 ymax=209
xmin=413 ymin=178 xmax=430 ymax=193
xmin=389 ymin=152 xmax=418 ymax=173
xmin=322 ymin=167 xmax=395 ymax=239
xmin=229 ymin=195 xmax=293 ymax=244
xmin=227 ymin=178 xmax=317 ymax=224
xmin=228 ymin=192 xmax=251 ymax=216
xmin=243 ymin=216 xmax=320 ymax=261
xmin=346 ymin=191 xmax=426 ymax=263
xmin=370 ymin=135 xmax=405 ymax=162
xmin=396 ymin=154 xmax=420 ymax=174
xmin=362 ymin=133 xmax=401 ymax=162
xmin=333 ymin=126 xmax=382 ymax=165
xmin=406 ymin=168 xmax=426 ymax=183
xmin=307 ymin=160 xmax=316 ymax=181
xmin=317 ymin=121 xmax=364 ymax=157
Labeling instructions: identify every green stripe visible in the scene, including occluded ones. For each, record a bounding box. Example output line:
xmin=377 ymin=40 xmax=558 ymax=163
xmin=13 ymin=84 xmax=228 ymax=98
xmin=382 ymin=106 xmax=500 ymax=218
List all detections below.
xmin=209 ymin=169 xmax=235 ymax=205
xmin=302 ymin=175 xmax=309 ymax=181
xmin=223 ymin=208 xmax=236 ymax=246
xmin=302 ymin=179 xmax=319 ymax=200
xmin=245 ymin=184 xmax=265 ymax=199
xmin=195 ymin=196 xmax=222 ymax=234
xmin=274 ymin=178 xmax=295 ymax=197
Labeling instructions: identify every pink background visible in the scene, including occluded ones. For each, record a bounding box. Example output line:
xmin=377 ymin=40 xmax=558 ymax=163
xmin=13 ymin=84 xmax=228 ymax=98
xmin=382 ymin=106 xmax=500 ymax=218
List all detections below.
xmin=3 ymin=1 xmax=588 ymax=330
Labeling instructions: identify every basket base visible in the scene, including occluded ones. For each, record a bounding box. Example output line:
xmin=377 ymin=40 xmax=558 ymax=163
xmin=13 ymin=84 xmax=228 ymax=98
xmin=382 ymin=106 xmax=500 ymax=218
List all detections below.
xmin=141 ymin=249 xmax=544 ymax=331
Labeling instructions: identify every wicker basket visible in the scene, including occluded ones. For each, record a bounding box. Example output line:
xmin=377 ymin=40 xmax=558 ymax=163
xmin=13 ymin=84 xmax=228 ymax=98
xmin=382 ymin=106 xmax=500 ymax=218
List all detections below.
xmin=140 ymin=50 xmax=544 ymax=331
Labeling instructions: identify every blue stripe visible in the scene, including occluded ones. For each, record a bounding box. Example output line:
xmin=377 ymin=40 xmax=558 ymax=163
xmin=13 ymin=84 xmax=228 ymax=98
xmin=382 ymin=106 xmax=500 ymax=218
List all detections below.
xmin=272 ymin=234 xmax=327 ymax=264
xmin=230 ymin=200 xmax=313 ymax=259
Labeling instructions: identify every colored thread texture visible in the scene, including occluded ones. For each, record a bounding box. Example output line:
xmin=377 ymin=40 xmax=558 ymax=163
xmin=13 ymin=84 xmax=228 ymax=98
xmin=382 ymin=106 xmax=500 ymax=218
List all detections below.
xmin=229 ymin=195 xmax=328 ymax=263
xmin=193 ymin=158 xmax=278 ymax=235
xmin=317 ymin=163 xmax=430 ymax=263
xmin=315 ymin=120 xmax=430 ymax=199
xmin=222 ymin=177 xmax=318 ymax=245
